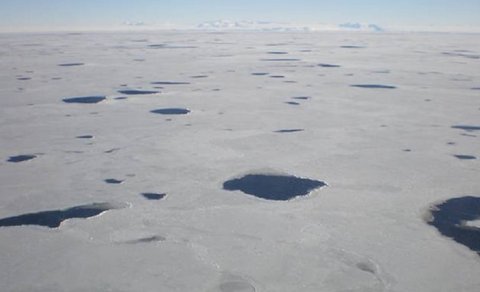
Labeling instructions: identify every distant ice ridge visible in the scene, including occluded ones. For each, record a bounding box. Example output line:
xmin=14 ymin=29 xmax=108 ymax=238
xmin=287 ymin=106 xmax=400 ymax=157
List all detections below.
xmin=338 ymin=22 xmax=384 ymax=32
xmin=196 ymin=20 xmax=385 ymax=32
xmin=197 ymin=20 xmax=311 ymax=32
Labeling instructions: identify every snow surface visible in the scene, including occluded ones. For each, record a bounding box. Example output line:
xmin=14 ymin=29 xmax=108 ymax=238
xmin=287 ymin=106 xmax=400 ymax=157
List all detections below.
xmin=0 ymin=31 xmax=479 ymax=291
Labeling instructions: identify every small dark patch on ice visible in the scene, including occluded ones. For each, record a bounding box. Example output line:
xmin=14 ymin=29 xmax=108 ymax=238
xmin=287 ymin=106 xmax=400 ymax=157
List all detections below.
xmin=356 ymin=262 xmax=376 ymax=274
xmin=104 ymin=148 xmax=120 ymax=154
xmin=340 ymin=45 xmax=365 ymax=49
xmin=427 ymin=196 xmax=480 ymax=254
xmin=452 ymin=125 xmax=480 ymax=132
xmin=63 ymin=96 xmax=106 ymax=104
xmin=114 ymin=96 xmax=128 ymax=100
xmin=17 ymin=77 xmax=31 ymax=80
xmin=118 ymin=89 xmax=159 ymax=95
xmin=151 ymin=81 xmax=190 ymax=85
xmin=141 ymin=193 xmax=167 ymax=200
xmin=58 ymin=63 xmax=84 ymax=67
xmin=274 ymin=129 xmax=304 ymax=133
xmin=447 ymin=142 xmax=456 ymax=145
xmin=285 ymin=101 xmax=300 ymax=105
xmin=270 ymin=75 xmax=284 ymax=78
xmin=267 ymin=51 xmax=288 ymax=54
xmin=251 ymin=73 xmax=269 ymax=76
xmin=291 ymin=96 xmax=310 ymax=100
xmin=454 ymin=155 xmax=477 ymax=160
xmin=318 ymin=63 xmax=341 ymax=68
xmin=151 ymin=108 xmax=190 ymax=115
xmin=105 ymin=178 xmax=124 ymax=184
xmin=403 ymin=149 xmax=412 ymax=152
xmin=223 ymin=173 xmax=326 ymax=201
xmin=372 ymin=70 xmax=390 ymax=74
xmin=266 ymin=43 xmax=288 ymax=46
xmin=148 ymin=44 xmax=197 ymax=49
xmin=471 ymin=87 xmax=480 ymax=90
xmin=0 ymin=202 xmax=126 ymax=228
xmin=7 ymin=155 xmax=36 ymax=163
xmin=191 ymin=75 xmax=208 ymax=78
xmin=76 ymin=135 xmax=94 ymax=139
xmin=351 ymin=84 xmax=396 ymax=89
xmin=124 ymin=235 xmax=166 ymax=244
xmin=442 ymin=51 xmax=480 ymax=59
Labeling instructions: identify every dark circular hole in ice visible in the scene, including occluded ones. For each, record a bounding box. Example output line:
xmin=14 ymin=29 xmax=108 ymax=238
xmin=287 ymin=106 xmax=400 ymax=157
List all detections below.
xmin=223 ymin=174 xmax=326 ymax=201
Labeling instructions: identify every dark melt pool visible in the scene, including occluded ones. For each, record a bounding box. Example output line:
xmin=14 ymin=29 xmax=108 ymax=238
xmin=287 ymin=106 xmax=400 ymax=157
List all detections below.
xmin=151 ymin=108 xmax=190 ymax=115
xmin=427 ymin=196 xmax=480 ymax=254
xmin=285 ymin=101 xmax=300 ymax=105
xmin=223 ymin=174 xmax=326 ymax=201
xmin=58 ymin=63 xmax=84 ymax=67
xmin=291 ymin=96 xmax=311 ymax=100
xmin=7 ymin=155 xmax=36 ymax=163
xmin=105 ymin=179 xmax=123 ymax=184
xmin=118 ymin=89 xmax=159 ymax=95
xmin=0 ymin=202 xmax=126 ymax=228
xmin=351 ymin=84 xmax=397 ymax=89
xmin=318 ymin=63 xmax=341 ymax=68
xmin=454 ymin=155 xmax=477 ymax=160
xmin=141 ymin=193 xmax=167 ymax=200
xmin=340 ymin=45 xmax=365 ymax=49
xmin=451 ymin=125 xmax=480 ymax=132
xmin=7 ymin=154 xmax=37 ymax=162
xmin=274 ymin=129 xmax=304 ymax=133
xmin=252 ymin=73 xmax=269 ymax=76
xmin=63 ymin=96 xmax=106 ymax=104
xmin=76 ymin=135 xmax=94 ymax=139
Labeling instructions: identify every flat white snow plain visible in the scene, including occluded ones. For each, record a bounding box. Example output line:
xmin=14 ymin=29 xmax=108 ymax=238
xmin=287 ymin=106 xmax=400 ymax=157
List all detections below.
xmin=0 ymin=31 xmax=479 ymax=292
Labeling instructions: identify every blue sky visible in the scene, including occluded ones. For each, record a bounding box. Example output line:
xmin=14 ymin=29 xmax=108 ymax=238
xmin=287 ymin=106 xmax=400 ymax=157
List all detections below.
xmin=1 ymin=0 xmax=479 ymax=30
